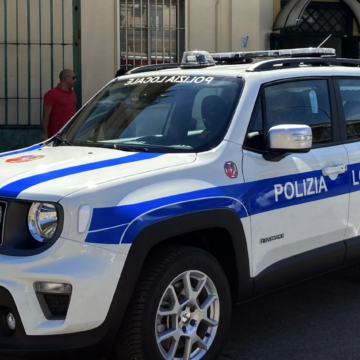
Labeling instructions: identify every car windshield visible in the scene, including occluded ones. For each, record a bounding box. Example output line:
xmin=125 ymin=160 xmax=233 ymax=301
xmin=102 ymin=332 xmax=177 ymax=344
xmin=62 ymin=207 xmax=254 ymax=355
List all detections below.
xmin=60 ymin=74 xmax=244 ymax=153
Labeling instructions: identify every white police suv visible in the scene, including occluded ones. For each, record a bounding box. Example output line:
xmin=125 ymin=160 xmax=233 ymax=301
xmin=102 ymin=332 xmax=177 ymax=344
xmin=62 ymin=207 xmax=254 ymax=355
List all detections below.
xmin=0 ymin=48 xmax=359 ymax=360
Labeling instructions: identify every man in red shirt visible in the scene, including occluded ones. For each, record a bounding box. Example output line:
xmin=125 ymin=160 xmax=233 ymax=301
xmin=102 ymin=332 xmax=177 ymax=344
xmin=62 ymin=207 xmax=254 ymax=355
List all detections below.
xmin=41 ymin=69 xmax=77 ymax=141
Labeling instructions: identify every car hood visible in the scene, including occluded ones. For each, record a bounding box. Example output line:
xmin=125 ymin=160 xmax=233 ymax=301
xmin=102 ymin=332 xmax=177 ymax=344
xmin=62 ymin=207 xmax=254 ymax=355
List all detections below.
xmin=0 ymin=145 xmax=196 ymax=201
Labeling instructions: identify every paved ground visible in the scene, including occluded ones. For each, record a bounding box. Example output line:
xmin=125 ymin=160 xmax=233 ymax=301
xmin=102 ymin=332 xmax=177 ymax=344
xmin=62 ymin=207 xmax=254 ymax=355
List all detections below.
xmin=218 ymin=262 xmax=360 ymax=360
xmin=7 ymin=263 xmax=360 ymax=360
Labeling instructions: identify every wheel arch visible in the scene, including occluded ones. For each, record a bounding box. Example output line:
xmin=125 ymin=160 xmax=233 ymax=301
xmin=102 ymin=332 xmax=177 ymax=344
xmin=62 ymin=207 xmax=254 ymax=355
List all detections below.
xmin=57 ymin=209 xmax=253 ymax=358
xmin=116 ymin=209 xmax=253 ymax=305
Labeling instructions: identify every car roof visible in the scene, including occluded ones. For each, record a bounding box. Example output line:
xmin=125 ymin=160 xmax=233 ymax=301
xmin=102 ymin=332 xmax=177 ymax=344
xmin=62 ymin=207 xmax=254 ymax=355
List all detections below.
xmin=116 ymin=61 xmax=360 ymax=83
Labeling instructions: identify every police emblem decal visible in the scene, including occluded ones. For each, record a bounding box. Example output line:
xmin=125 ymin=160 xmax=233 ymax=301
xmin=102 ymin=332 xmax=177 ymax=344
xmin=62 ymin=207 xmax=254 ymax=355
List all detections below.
xmin=5 ymin=155 xmax=45 ymax=163
xmin=224 ymin=161 xmax=238 ymax=179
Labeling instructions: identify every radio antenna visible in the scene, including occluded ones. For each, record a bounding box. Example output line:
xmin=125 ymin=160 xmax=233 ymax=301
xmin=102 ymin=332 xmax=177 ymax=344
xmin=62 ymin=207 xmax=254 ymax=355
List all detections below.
xmin=317 ymin=34 xmax=332 ymax=48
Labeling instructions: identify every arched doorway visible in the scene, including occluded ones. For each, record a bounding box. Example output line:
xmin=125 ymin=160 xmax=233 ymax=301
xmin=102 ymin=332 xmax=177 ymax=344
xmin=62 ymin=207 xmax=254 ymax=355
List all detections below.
xmin=271 ymin=0 xmax=360 ymax=59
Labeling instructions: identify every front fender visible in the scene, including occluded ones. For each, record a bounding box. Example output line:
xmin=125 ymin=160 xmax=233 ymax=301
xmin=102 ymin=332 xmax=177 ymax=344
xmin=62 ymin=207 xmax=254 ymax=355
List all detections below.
xmin=116 ymin=208 xmax=253 ymax=305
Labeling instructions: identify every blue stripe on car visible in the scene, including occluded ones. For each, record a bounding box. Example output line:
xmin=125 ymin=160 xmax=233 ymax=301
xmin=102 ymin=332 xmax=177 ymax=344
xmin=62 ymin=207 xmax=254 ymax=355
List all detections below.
xmin=0 ymin=152 xmax=163 ymax=198
xmin=349 ymin=163 xmax=360 ymax=194
xmin=88 ymin=184 xmax=247 ymax=231
xmin=121 ymin=197 xmax=247 ymax=244
xmin=86 ymin=167 xmax=351 ymax=245
xmin=247 ymin=168 xmax=349 ymax=216
xmin=85 ymin=224 xmax=128 ymax=245
xmin=85 ymin=195 xmax=248 ymax=244
xmin=0 ymin=144 xmax=43 ymax=158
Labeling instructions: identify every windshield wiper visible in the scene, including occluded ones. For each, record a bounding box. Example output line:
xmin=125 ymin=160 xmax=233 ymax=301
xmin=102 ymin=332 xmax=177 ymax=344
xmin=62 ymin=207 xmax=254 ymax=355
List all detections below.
xmin=55 ymin=134 xmax=72 ymax=146
xmin=103 ymin=143 xmax=149 ymax=152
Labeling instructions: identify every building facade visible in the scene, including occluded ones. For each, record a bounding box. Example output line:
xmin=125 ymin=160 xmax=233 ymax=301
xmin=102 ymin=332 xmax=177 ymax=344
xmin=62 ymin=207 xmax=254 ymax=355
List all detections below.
xmin=1 ymin=0 xmax=360 ymax=151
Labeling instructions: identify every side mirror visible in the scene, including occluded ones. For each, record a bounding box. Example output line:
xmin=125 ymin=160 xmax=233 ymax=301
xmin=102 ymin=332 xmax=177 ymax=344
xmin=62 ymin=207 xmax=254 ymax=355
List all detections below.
xmin=263 ymin=124 xmax=312 ymax=162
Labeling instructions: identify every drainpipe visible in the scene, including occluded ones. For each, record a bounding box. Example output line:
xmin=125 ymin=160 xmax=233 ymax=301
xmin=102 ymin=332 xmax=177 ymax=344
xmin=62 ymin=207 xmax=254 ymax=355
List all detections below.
xmin=216 ymin=0 xmax=220 ymax=52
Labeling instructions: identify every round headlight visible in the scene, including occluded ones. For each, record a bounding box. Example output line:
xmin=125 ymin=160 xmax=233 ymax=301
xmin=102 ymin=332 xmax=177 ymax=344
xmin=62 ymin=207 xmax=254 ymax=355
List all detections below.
xmin=28 ymin=203 xmax=58 ymax=242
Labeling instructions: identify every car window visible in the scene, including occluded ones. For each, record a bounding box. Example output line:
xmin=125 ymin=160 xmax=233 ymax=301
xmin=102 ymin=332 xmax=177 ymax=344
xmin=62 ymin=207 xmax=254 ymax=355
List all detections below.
xmin=245 ymin=79 xmax=332 ymax=151
xmin=244 ymin=98 xmax=266 ymax=151
xmin=191 ymin=86 xmax=238 ymax=131
xmin=62 ymin=76 xmax=243 ymax=153
xmin=265 ymin=80 xmax=332 ymax=146
xmin=337 ymin=79 xmax=360 ymax=140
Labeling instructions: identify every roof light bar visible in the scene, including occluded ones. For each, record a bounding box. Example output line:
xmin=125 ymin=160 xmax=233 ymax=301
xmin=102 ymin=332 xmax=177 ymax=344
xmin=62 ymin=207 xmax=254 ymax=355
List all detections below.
xmin=211 ymin=48 xmax=336 ymax=61
xmin=246 ymin=57 xmax=360 ymax=72
xmin=181 ymin=50 xmax=216 ymax=68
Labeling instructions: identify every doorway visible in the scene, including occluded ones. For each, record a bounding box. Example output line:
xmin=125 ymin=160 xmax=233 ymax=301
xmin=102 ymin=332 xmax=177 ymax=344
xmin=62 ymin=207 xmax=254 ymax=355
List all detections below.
xmin=272 ymin=1 xmax=357 ymax=59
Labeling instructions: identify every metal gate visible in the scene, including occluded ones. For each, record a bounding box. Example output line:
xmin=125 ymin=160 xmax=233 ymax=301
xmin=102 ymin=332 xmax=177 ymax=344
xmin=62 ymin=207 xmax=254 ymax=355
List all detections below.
xmin=283 ymin=1 xmax=352 ymax=37
xmin=271 ymin=1 xmax=357 ymax=58
xmin=0 ymin=0 xmax=81 ymax=152
xmin=118 ymin=0 xmax=186 ymax=71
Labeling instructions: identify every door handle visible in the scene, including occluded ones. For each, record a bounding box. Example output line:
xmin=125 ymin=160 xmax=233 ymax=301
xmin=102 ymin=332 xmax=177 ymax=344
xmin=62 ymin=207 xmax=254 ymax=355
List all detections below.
xmin=322 ymin=165 xmax=347 ymax=176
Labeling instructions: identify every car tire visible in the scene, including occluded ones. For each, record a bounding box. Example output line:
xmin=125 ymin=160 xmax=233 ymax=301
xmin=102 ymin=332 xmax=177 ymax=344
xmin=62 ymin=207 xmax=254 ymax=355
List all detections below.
xmin=113 ymin=245 xmax=232 ymax=360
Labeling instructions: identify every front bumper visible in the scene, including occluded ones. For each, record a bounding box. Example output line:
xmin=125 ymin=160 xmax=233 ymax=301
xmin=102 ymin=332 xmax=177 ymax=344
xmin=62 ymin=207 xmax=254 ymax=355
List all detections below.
xmin=0 ymin=286 xmax=124 ymax=359
xmin=0 ymin=237 xmax=127 ymax=359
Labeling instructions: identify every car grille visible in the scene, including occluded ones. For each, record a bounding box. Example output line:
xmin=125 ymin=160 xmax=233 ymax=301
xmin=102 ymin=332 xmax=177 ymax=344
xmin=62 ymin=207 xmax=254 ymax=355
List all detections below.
xmin=44 ymin=294 xmax=71 ymax=317
xmin=0 ymin=201 xmax=7 ymax=246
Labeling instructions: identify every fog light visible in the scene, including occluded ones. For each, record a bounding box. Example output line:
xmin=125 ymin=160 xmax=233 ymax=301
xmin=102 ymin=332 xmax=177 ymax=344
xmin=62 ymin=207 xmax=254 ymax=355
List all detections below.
xmin=5 ymin=312 xmax=16 ymax=331
xmin=34 ymin=282 xmax=72 ymax=294
xmin=34 ymin=282 xmax=72 ymax=320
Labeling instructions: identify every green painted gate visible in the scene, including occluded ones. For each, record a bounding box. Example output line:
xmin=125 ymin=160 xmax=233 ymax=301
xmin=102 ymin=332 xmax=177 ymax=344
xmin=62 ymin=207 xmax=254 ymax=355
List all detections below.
xmin=0 ymin=0 xmax=82 ymax=152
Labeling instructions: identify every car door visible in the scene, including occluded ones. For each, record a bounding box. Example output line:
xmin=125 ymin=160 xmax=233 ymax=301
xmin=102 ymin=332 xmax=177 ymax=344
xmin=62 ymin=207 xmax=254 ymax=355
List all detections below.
xmin=334 ymin=77 xmax=360 ymax=264
xmin=242 ymin=78 xmax=349 ymax=295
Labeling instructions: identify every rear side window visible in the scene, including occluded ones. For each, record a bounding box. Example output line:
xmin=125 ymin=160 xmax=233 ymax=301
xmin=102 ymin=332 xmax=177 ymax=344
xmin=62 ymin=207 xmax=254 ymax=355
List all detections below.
xmin=337 ymin=79 xmax=360 ymax=140
xmin=245 ymin=79 xmax=332 ymax=151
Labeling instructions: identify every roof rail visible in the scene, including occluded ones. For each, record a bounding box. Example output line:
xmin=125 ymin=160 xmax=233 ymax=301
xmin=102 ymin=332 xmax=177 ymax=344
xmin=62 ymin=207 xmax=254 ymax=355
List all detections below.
xmin=246 ymin=57 xmax=360 ymax=72
xmin=126 ymin=63 xmax=181 ymax=75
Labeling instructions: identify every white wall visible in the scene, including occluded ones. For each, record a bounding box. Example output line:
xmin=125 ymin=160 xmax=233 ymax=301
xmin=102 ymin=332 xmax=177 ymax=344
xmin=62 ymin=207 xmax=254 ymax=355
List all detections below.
xmin=260 ymin=0 xmax=275 ymax=50
xmin=189 ymin=0 xmax=274 ymax=53
xmin=81 ymin=0 xmax=116 ymax=104
xmin=80 ymin=0 xmax=275 ymax=103
xmin=189 ymin=0 xmax=218 ymax=52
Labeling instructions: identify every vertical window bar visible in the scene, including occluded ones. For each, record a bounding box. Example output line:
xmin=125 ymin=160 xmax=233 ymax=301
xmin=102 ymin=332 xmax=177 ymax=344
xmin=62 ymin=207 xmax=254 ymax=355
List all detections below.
xmin=155 ymin=0 xmax=157 ymax=64
xmin=39 ymin=0 xmax=42 ymax=120
xmin=147 ymin=0 xmax=150 ymax=65
xmin=169 ymin=0 xmax=172 ymax=63
xmin=125 ymin=0 xmax=128 ymax=69
xmin=117 ymin=0 xmax=120 ymax=69
xmin=177 ymin=0 xmax=179 ymax=62
xmin=16 ymin=0 xmax=19 ymax=124
xmin=62 ymin=0 xmax=65 ymax=68
xmin=140 ymin=0 xmax=143 ymax=66
xmin=133 ymin=0 xmax=135 ymax=68
xmin=27 ymin=0 xmax=31 ymax=125
xmin=162 ymin=0 xmax=164 ymax=63
xmin=72 ymin=0 xmax=82 ymax=109
xmin=4 ymin=0 xmax=8 ymax=125
xmin=185 ymin=0 xmax=187 ymax=51
xmin=50 ymin=0 xmax=54 ymax=88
